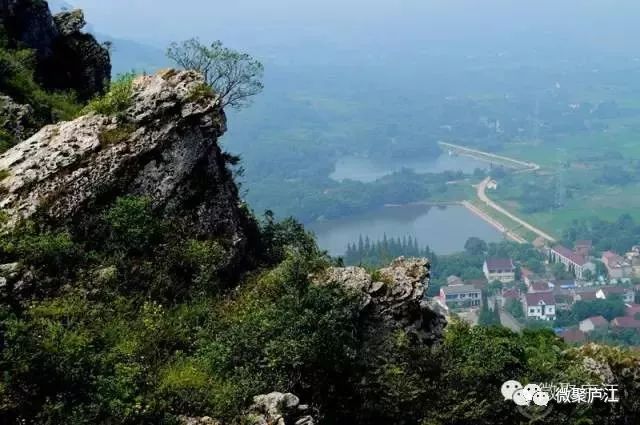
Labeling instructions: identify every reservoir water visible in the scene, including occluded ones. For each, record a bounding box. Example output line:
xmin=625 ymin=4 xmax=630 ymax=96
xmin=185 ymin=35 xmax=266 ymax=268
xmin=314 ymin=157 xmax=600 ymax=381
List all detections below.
xmin=309 ymin=204 xmax=503 ymax=256
xmin=330 ymin=153 xmax=488 ymax=183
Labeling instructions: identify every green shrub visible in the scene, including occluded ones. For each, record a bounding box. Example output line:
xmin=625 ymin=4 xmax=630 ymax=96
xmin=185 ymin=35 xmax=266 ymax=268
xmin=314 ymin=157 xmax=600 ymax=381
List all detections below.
xmin=187 ymin=82 xmax=216 ymax=102
xmin=0 ymin=168 xmax=10 ymax=180
xmin=98 ymin=123 xmax=135 ymax=146
xmin=83 ymin=73 xmax=135 ymax=117
xmin=104 ymin=196 xmax=163 ymax=255
xmin=12 ymin=230 xmax=77 ymax=272
xmin=0 ymin=47 xmax=81 ymax=125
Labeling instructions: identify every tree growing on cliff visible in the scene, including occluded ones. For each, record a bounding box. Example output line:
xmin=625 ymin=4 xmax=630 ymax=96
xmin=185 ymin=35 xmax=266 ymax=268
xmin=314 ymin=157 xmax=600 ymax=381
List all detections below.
xmin=167 ymin=38 xmax=264 ymax=110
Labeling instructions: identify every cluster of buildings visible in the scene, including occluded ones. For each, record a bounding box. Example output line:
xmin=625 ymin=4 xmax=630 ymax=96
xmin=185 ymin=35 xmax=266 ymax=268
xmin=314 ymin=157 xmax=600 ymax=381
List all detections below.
xmin=500 ymin=275 xmax=637 ymax=322
xmin=548 ymin=241 xmax=640 ymax=282
xmin=547 ymin=241 xmax=596 ymax=280
xmin=560 ymin=304 xmax=640 ymax=343
xmin=436 ymin=251 xmax=640 ymax=322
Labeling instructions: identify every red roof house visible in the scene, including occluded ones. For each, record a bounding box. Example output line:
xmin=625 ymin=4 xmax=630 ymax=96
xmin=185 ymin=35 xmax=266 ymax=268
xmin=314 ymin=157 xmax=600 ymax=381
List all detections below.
xmin=560 ymin=328 xmax=586 ymax=343
xmin=612 ymin=316 xmax=640 ymax=329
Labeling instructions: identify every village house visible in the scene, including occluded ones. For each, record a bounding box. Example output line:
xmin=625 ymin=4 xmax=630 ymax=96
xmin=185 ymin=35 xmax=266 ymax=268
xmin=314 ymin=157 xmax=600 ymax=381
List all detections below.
xmin=483 ymin=258 xmax=515 ymax=283
xmin=549 ymin=245 xmax=595 ymax=280
xmin=528 ymin=280 xmax=553 ymax=293
xmin=559 ymin=328 xmax=586 ymax=344
xmin=579 ymin=316 xmax=608 ymax=333
xmin=439 ymin=284 xmax=482 ymax=310
xmin=602 ymin=251 xmax=633 ymax=280
xmin=553 ymin=287 xmax=573 ymax=311
xmin=596 ymin=286 xmax=635 ymax=304
xmin=572 ymin=288 xmax=598 ymax=303
xmin=467 ymin=278 xmax=488 ymax=291
xmin=625 ymin=303 xmax=640 ymax=318
xmin=611 ymin=316 xmax=640 ymax=330
xmin=500 ymin=288 xmax=521 ymax=307
xmin=523 ymin=292 xmax=556 ymax=321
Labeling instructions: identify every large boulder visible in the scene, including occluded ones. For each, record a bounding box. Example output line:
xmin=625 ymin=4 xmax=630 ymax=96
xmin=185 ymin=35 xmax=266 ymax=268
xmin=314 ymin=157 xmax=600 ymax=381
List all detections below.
xmin=0 ymin=69 xmax=256 ymax=272
xmin=316 ymin=257 xmax=446 ymax=346
xmin=178 ymin=392 xmax=315 ymax=425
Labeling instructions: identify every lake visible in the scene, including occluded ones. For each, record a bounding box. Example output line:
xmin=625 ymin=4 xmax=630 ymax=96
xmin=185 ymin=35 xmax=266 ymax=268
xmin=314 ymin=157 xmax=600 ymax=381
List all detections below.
xmin=309 ymin=204 xmax=504 ymax=256
xmin=330 ymin=153 xmax=488 ymax=183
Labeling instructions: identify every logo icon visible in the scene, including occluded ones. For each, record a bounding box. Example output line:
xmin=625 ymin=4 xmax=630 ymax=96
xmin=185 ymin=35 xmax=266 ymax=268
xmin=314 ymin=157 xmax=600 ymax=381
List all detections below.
xmin=501 ymin=380 xmax=523 ymax=401
xmin=502 ymin=380 xmax=553 ymax=420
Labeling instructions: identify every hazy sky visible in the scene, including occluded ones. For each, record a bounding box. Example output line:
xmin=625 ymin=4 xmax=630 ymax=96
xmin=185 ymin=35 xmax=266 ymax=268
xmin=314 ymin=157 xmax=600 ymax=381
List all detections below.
xmin=66 ymin=0 xmax=640 ymax=55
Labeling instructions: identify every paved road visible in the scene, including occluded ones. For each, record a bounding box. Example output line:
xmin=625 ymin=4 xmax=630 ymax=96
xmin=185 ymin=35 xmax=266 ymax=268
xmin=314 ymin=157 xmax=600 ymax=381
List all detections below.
xmin=461 ymin=200 xmax=527 ymax=244
xmin=439 ymin=141 xmax=540 ymax=172
xmin=476 ymin=177 xmax=557 ymax=243
xmin=499 ymin=309 xmax=523 ymax=332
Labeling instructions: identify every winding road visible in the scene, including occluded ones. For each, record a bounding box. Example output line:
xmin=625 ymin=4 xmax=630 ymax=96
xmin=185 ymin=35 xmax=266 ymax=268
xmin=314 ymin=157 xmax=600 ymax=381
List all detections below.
xmin=443 ymin=141 xmax=556 ymax=244
xmin=476 ymin=177 xmax=556 ymax=243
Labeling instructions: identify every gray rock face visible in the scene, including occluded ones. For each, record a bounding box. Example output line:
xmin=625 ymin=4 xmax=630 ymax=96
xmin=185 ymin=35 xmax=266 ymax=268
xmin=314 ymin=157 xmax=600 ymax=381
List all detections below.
xmin=0 ymin=96 xmax=35 ymax=143
xmin=0 ymin=69 xmax=255 ymax=270
xmin=317 ymin=257 xmax=446 ymax=345
xmin=0 ymin=0 xmax=59 ymax=58
xmin=246 ymin=392 xmax=315 ymax=425
xmin=0 ymin=0 xmax=111 ymax=101
xmin=52 ymin=9 xmax=85 ymax=35
xmin=178 ymin=392 xmax=314 ymax=425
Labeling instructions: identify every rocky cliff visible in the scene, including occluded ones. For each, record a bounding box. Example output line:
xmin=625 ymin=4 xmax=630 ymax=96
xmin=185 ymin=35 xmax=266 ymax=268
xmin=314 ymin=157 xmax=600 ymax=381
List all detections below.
xmin=316 ymin=257 xmax=445 ymax=346
xmin=0 ymin=69 xmax=256 ymax=272
xmin=0 ymin=0 xmax=110 ymax=100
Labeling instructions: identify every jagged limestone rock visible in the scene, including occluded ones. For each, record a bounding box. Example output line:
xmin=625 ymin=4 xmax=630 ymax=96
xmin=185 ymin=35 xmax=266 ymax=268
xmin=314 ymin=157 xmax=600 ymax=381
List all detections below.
xmin=53 ymin=9 xmax=85 ymax=35
xmin=315 ymin=257 xmax=446 ymax=345
xmin=178 ymin=392 xmax=315 ymax=425
xmin=0 ymin=95 xmax=36 ymax=143
xmin=0 ymin=69 xmax=255 ymax=273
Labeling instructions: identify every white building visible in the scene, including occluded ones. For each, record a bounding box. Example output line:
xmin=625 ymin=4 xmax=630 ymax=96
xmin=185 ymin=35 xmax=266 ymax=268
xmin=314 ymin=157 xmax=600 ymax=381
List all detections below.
xmin=439 ymin=284 xmax=482 ymax=310
xmin=595 ymin=286 xmax=635 ymax=304
xmin=524 ymin=292 xmax=556 ymax=321
xmin=483 ymin=258 xmax=515 ymax=283
xmin=579 ymin=316 xmax=608 ymax=333
xmin=549 ymin=245 xmax=595 ymax=280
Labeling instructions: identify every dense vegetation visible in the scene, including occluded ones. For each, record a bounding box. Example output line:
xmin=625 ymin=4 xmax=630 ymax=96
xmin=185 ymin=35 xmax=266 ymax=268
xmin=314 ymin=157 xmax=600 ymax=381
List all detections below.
xmin=2 ymin=6 xmax=640 ymax=422
xmin=563 ymin=214 xmax=640 ymax=255
xmin=1 ymin=202 xmax=638 ymax=424
xmin=344 ymin=235 xmax=436 ymax=267
xmin=0 ymin=35 xmax=81 ymax=151
xmin=247 ymin=168 xmax=471 ymax=223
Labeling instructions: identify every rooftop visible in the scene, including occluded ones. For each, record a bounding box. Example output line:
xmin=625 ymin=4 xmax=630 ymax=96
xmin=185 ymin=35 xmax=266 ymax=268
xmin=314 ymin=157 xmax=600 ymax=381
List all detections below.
xmin=529 ymin=281 xmax=552 ymax=292
xmin=525 ymin=292 xmax=555 ymax=306
xmin=599 ymin=286 xmax=629 ymax=295
xmin=441 ymin=284 xmax=481 ymax=295
xmin=485 ymin=258 xmax=514 ymax=271
xmin=560 ymin=328 xmax=586 ymax=343
xmin=502 ymin=288 xmax=520 ymax=299
xmin=551 ymin=245 xmax=587 ymax=266
xmin=612 ymin=316 xmax=640 ymax=329
xmin=576 ymin=291 xmax=598 ymax=301
xmin=626 ymin=304 xmax=640 ymax=317
xmin=583 ymin=315 xmax=608 ymax=327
